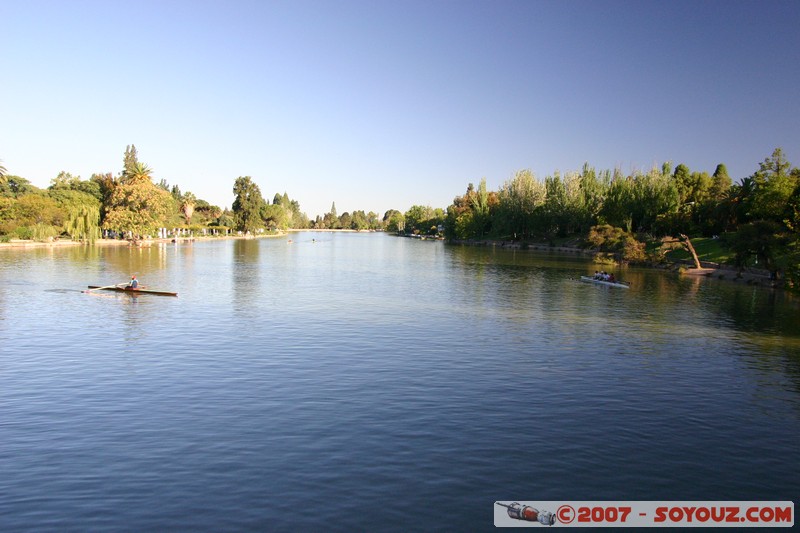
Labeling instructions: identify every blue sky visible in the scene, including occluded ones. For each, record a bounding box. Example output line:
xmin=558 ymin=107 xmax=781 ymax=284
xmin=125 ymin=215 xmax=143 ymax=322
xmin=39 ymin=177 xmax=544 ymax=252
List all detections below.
xmin=2 ymin=0 xmax=799 ymax=218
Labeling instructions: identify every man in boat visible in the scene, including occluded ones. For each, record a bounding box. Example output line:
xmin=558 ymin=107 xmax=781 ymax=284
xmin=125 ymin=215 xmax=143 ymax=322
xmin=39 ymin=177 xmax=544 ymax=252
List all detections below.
xmin=128 ymin=275 xmax=139 ymax=289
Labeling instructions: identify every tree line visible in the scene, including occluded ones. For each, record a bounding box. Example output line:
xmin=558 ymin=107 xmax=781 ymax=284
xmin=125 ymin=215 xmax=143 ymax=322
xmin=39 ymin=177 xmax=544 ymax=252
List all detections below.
xmin=0 ymin=146 xmax=231 ymax=242
xmin=0 ymin=145 xmax=420 ymax=242
xmin=441 ymin=148 xmax=799 ymax=284
xmin=3 ymin=145 xmax=798 ymax=285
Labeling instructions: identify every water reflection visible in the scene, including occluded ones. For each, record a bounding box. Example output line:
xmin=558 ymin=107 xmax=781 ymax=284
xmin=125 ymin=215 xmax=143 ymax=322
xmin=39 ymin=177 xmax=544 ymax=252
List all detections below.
xmin=231 ymin=239 xmax=265 ymax=315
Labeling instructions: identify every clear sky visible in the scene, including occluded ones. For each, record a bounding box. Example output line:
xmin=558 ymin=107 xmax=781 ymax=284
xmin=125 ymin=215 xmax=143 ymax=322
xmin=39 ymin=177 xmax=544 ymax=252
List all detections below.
xmin=2 ymin=0 xmax=799 ymax=218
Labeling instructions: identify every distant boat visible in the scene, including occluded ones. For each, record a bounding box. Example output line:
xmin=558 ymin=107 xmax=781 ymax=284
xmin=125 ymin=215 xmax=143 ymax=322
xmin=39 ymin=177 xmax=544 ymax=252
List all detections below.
xmin=579 ymin=275 xmax=630 ymax=289
xmin=86 ymin=285 xmax=178 ymax=297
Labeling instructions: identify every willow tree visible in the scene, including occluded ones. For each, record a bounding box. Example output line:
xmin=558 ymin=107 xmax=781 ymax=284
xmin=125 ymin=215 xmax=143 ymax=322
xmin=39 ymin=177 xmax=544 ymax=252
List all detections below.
xmin=64 ymin=204 xmax=101 ymax=243
xmin=103 ymin=163 xmax=173 ymax=239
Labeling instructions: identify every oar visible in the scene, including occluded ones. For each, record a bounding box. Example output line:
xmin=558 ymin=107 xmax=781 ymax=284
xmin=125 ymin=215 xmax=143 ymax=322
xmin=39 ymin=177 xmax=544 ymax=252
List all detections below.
xmin=82 ymin=283 xmax=125 ymax=294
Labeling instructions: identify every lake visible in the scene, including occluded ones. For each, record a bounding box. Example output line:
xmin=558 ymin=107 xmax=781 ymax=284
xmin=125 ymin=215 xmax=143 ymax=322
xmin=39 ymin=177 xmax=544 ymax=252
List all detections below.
xmin=1 ymin=232 xmax=798 ymax=531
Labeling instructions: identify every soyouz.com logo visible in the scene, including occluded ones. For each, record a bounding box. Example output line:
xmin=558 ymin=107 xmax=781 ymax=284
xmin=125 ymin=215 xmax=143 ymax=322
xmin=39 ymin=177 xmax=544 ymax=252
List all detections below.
xmin=494 ymin=501 xmax=794 ymax=527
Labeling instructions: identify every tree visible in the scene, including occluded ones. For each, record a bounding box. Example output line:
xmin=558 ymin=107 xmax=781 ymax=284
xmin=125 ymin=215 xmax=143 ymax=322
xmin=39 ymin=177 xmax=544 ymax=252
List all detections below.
xmin=749 ymin=148 xmax=797 ymax=222
xmin=126 ymin=162 xmax=154 ymax=184
xmin=91 ymin=172 xmax=117 ymax=223
xmin=731 ymin=220 xmax=788 ymax=277
xmin=710 ymin=164 xmax=732 ymax=201
xmin=231 ymin=176 xmax=264 ymax=233
xmin=322 ymin=202 xmax=340 ymax=229
xmin=63 ymin=204 xmax=101 ymax=243
xmin=384 ymin=209 xmax=404 ymax=232
xmin=494 ymin=169 xmax=545 ymax=239
xmin=351 ymin=210 xmax=368 ymax=231
xmin=599 ymin=170 xmax=634 ymax=232
xmin=577 ymin=163 xmax=607 ymax=232
xmin=103 ymin=157 xmax=173 ymax=239
xmin=121 ymin=144 xmax=139 ymax=182
xmin=180 ymin=192 xmax=196 ymax=224
xmin=587 ymin=224 xmax=646 ymax=263
xmin=672 ymin=164 xmax=692 ymax=204
xmin=0 ymin=176 xmax=36 ymax=198
xmin=261 ymin=203 xmax=287 ymax=230
xmin=13 ymin=193 xmax=63 ymax=227
xmin=660 ymin=234 xmax=703 ymax=269
xmin=468 ymin=178 xmax=493 ymax=237
xmin=404 ymin=205 xmax=435 ymax=234
xmin=50 ymin=171 xmax=80 ymax=190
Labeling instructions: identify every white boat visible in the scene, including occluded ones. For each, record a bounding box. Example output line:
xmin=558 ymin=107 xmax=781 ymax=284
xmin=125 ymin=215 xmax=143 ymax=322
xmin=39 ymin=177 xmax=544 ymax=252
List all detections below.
xmin=579 ymin=275 xmax=630 ymax=289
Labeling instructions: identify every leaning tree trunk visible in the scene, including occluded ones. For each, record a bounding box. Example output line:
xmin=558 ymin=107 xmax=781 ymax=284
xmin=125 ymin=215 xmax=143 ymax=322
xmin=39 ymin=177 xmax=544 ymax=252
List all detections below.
xmin=679 ymin=234 xmax=702 ymax=270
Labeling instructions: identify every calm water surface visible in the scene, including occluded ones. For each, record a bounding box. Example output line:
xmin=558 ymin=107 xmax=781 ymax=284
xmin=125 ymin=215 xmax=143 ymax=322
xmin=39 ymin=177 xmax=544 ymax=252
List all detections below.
xmin=1 ymin=233 xmax=799 ymax=531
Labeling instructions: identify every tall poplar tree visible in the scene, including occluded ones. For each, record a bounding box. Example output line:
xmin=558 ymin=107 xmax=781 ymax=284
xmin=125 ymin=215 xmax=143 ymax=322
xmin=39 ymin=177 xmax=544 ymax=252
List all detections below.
xmin=121 ymin=145 xmax=139 ymax=183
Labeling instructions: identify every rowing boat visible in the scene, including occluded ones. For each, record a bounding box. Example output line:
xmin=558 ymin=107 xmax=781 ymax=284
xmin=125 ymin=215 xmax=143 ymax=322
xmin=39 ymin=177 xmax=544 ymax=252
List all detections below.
xmin=87 ymin=285 xmax=178 ymax=296
xmin=579 ymin=276 xmax=630 ymax=289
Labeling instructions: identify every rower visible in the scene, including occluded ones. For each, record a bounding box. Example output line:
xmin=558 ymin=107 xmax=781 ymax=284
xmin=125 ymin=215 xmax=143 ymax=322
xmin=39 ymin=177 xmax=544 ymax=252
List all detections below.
xmin=128 ymin=275 xmax=139 ymax=289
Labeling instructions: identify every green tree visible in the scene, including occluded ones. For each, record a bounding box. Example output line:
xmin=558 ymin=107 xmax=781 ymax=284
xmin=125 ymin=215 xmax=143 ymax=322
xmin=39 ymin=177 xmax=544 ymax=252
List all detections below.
xmin=351 ymin=210 xmax=368 ymax=231
xmin=231 ymin=176 xmax=265 ymax=233
xmin=599 ymin=170 xmax=634 ymax=231
xmin=63 ymin=204 xmax=101 ymax=243
xmin=404 ymin=205 xmax=433 ymax=234
xmin=0 ymin=175 xmax=36 ymax=198
xmin=749 ymin=148 xmax=797 ymax=222
xmin=587 ymin=224 xmax=646 ymax=263
xmin=14 ymin=193 xmax=63 ymax=227
xmin=710 ymin=164 xmax=732 ymax=201
xmin=384 ymin=209 xmax=404 ymax=232
xmin=543 ymin=172 xmax=581 ymax=237
xmin=90 ymin=172 xmax=117 ymax=223
xmin=468 ymin=178 xmax=493 ymax=237
xmin=261 ymin=203 xmax=287 ymax=230
xmin=103 ymin=160 xmax=173 ymax=239
xmin=672 ymin=164 xmax=692 ymax=205
xmin=50 ymin=171 xmax=80 ymax=190
xmin=121 ymin=144 xmax=139 ymax=182
xmin=633 ymin=167 xmax=680 ymax=234
xmin=577 ymin=164 xmax=607 ymax=233
xmin=49 ymin=172 xmax=102 ymax=201
xmin=731 ymin=220 xmax=788 ymax=276
xmin=126 ymin=162 xmax=154 ymax=183
xmin=494 ymin=169 xmax=546 ymax=239
xmin=322 ymin=202 xmax=340 ymax=229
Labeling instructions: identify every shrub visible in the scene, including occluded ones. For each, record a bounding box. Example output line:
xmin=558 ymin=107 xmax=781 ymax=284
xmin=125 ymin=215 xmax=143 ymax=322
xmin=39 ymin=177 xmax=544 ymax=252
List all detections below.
xmin=587 ymin=224 xmax=646 ymax=264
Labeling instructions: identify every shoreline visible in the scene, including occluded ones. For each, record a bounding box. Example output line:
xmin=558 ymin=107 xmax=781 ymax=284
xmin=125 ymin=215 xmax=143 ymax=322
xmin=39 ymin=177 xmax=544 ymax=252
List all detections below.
xmin=0 ymin=228 xmax=380 ymax=249
xmin=448 ymin=238 xmax=782 ymax=289
xmin=0 ymin=234 xmax=283 ymax=249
